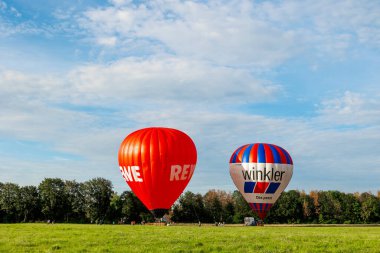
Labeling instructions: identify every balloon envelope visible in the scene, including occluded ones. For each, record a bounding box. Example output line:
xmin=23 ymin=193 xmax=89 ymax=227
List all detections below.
xmin=229 ymin=143 xmax=293 ymax=219
xmin=118 ymin=127 xmax=197 ymax=217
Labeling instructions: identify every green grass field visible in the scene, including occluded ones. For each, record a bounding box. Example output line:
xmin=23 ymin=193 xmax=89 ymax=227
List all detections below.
xmin=0 ymin=224 xmax=379 ymax=253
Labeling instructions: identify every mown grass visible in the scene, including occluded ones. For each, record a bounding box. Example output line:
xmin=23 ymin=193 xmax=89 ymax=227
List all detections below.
xmin=0 ymin=224 xmax=379 ymax=252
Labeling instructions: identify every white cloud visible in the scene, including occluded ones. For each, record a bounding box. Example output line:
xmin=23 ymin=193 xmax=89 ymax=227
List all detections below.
xmin=0 ymin=70 xmax=67 ymax=102
xmin=78 ymin=0 xmax=380 ymax=66
xmin=10 ymin=6 xmax=21 ymax=17
xmin=1 ymin=65 xmax=380 ymax=192
xmin=318 ymin=91 xmax=380 ymax=126
xmin=0 ymin=58 xmax=280 ymax=158
xmin=67 ymin=57 xmax=281 ymax=105
xmin=0 ymin=18 xmax=46 ymax=38
xmin=97 ymin=36 xmax=117 ymax=46
xmin=257 ymin=1 xmax=380 ymax=43
xmin=80 ymin=1 xmax=298 ymax=67
xmin=0 ymin=3 xmax=80 ymax=39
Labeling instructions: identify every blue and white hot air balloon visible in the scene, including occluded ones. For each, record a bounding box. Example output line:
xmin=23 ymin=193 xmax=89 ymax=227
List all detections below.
xmin=229 ymin=143 xmax=294 ymax=220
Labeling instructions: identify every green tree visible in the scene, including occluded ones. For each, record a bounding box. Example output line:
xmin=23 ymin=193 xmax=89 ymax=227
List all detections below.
xmin=171 ymin=191 xmax=207 ymax=223
xmin=83 ymin=178 xmax=113 ymax=224
xmin=0 ymin=182 xmax=3 ymax=221
xmin=19 ymin=186 xmax=40 ymax=222
xmin=231 ymin=190 xmax=252 ymax=223
xmin=224 ymin=200 xmax=235 ymax=223
xmin=109 ymin=193 xmax=123 ymax=223
xmin=120 ymin=191 xmax=152 ymax=223
xmin=38 ymin=178 xmax=68 ymax=221
xmin=269 ymin=190 xmax=303 ymax=223
xmin=318 ymin=191 xmax=343 ymax=224
xmin=203 ymin=190 xmax=224 ymax=223
xmin=340 ymin=193 xmax=361 ymax=224
xmin=359 ymin=192 xmax=380 ymax=223
xmin=0 ymin=183 xmax=20 ymax=222
xmin=64 ymin=180 xmax=86 ymax=223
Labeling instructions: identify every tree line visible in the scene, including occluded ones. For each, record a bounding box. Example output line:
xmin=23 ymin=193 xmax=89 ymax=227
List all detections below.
xmin=0 ymin=178 xmax=379 ymax=224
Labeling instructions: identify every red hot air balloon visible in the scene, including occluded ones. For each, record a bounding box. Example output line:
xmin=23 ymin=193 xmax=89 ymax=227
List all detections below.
xmin=118 ymin=127 xmax=197 ymax=217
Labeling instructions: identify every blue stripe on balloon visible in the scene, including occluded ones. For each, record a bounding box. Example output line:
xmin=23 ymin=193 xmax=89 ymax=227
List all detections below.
xmin=242 ymin=144 xmax=253 ymax=163
xmin=265 ymin=182 xmax=281 ymax=194
xmin=258 ymin=143 xmax=266 ymax=163
xmin=284 ymin=149 xmax=292 ymax=165
xmin=269 ymin=144 xmax=281 ymax=163
xmin=244 ymin=182 xmax=255 ymax=193
xmin=279 ymin=146 xmax=291 ymax=164
xmin=231 ymin=146 xmax=243 ymax=163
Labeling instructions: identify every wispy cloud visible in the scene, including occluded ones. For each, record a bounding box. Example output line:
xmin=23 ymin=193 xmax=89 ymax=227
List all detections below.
xmin=78 ymin=0 xmax=380 ymax=65
xmin=318 ymin=91 xmax=380 ymax=126
xmin=68 ymin=57 xmax=281 ymax=105
xmin=79 ymin=1 xmax=298 ymax=67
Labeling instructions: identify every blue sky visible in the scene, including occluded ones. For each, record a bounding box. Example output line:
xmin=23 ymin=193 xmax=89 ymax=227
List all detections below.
xmin=1 ymin=0 xmax=380 ymax=194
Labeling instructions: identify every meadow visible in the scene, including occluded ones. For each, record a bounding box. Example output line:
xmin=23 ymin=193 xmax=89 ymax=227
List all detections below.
xmin=0 ymin=224 xmax=379 ymax=253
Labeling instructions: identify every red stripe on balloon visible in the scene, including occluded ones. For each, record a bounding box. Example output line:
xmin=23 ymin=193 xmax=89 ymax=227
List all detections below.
xmin=236 ymin=144 xmax=249 ymax=163
xmin=273 ymin=145 xmax=287 ymax=164
xmin=263 ymin=144 xmax=274 ymax=163
xmin=253 ymin=182 xmax=269 ymax=193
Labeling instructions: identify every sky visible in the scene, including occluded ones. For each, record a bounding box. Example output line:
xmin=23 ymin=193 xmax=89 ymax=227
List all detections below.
xmin=1 ymin=0 xmax=380 ymax=194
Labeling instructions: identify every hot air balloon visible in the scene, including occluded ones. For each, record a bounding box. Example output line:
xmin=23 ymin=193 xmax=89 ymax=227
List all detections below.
xmin=229 ymin=143 xmax=293 ymax=220
xmin=118 ymin=127 xmax=197 ymax=218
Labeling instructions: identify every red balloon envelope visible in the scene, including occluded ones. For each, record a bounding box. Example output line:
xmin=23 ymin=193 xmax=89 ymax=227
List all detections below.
xmin=118 ymin=127 xmax=197 ymax=217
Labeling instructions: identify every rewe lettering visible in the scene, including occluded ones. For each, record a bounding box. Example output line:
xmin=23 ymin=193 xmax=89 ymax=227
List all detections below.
xmin=120 ymin=166 xmax=143 ymax=182
xmin=170 ymin=164 xmax=195 ymax=181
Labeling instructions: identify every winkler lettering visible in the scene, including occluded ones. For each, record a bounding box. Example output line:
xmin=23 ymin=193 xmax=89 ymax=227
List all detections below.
xmin=241 ymin=167 xmax=285 ymax=181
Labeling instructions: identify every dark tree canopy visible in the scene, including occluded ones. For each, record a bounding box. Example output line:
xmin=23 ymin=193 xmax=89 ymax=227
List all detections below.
xmin=83 ymin=178 xmax=113 ymax=224
xmin=38 ymin=178 xmax=67 ymax=221
xmin=0 ymin=178 xmax=379 ymax=224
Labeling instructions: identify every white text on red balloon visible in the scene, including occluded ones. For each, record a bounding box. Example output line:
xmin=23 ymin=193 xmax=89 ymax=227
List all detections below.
xmin=170 ymin=164 xmax=195 ymax=181
xmin=120 ymin=166 xmax=143 ymax=182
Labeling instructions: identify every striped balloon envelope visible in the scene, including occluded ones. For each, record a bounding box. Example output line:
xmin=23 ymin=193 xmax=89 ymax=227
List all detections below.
xmin=229 ymin=143 xmax=293 ymax=220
